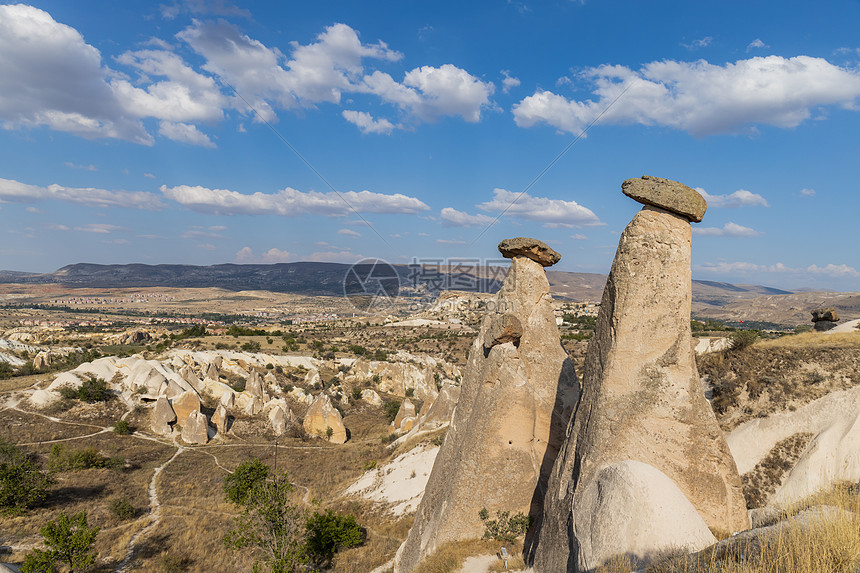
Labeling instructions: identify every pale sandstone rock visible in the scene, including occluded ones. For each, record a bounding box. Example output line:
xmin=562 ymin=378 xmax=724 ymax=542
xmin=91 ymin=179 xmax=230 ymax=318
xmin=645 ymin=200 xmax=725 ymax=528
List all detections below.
xmin=289 ymin=386 xmax=314 ymax=405
xmin=181 ymin=410 xmax=209 ymax=445
xmin=211 ymin=403 xmax=229 ymax=435
xmin=534 ymin=201 xmax=748 ymax=573
xmin=621 ymin=175 xmax=707 ymax=222
xmin=361 ymin=388 xmax=383 ymax=406
xmin=151 ymin=396 xmax=176 ymax=435
xmin=395 ymin=253 xmax=579 ymax=573
xmin=498 ymin=237 xmax=562 ymax=267
xmin=240 ymin=393 xmax=263 ymax=416
xmin=171 ymin=391 xmax=200 ymax=426
xmin=205 ymin=361 xmax=219 ymax=381
xmin=220 ymin=390 xmax=235 ymax=409
xmin=572 ymin=460 xmax=717 ymax=571
xmin=33 ymin=350 xmax=53 ymax=371
xmin=269 ymin=405 xmax=289 ymax=436
xmin=303 ymin=393 xmax=347 ymax=444
xmin=391 ymin=398 xmax=416 ymax=434
xmin=245 ymin=370 xmax=267 ymax=400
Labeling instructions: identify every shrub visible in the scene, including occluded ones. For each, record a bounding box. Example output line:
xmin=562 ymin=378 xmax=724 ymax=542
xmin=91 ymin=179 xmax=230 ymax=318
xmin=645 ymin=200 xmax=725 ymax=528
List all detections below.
xmin=77 ymin=376 xmax=111 ymax=402
xmin=0 ymin=439 xmax=53 ymax=515
xmin=241 ymin=340 xmax=261 ymax=353
xmin=304 ymin=509 xmax=364 ymax=567
xmin=113 ymin=420 xmax=132 ymax=435
xmin=109 ymin=497 xmax=136 ymax=520
xmin=478 ymin=509 xmax=531 ymax=543
xmin=384 ymin=400 xmax=401 ymax=423
xmin=224 ymin=458 xmax=269 ymax=505
xmin=729 ymin=330 xmax=759 ymax=352
xmin=48 ymin=444 xmax=121 ymax=472
xmin=405 ymin=387 xmax=415 ymax=398
xmin=351 ymin=387 xmax=362 ymax=400
xmin=21 ymin=511 xmax=99 ymax=573
xmin=160 ymin=552 xmax=191 ymax=572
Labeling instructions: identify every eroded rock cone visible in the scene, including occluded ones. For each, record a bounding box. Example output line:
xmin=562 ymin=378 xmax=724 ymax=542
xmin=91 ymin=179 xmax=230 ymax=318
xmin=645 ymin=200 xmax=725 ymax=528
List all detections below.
xmin=395 ymin=240 xmax=579 ymax=573
xmin=534 ymin=179 xmax=749 ymax=573
xmin=303 ymin=393 xmax=347 ymax=444
xmin=151 ymin=396 xmax=176 ymax=435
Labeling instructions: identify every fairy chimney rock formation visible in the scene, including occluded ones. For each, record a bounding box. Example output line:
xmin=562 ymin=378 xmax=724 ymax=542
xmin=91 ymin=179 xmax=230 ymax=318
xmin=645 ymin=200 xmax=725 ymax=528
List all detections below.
xmin=534 ymin=177 xmax=749 ymax=572
xmin=303 ymin=393 xmax=347 ymax=444
xmin=394 ymin=238 xmax=579 ymax=573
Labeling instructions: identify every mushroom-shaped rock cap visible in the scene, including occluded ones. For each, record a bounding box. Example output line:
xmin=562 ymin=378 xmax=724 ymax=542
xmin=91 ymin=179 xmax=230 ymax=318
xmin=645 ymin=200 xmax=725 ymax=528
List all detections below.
xmin=498 ymin=237 xmax=561 ymax=267
xmin=622 ymin=175 xmax=707 ymax=223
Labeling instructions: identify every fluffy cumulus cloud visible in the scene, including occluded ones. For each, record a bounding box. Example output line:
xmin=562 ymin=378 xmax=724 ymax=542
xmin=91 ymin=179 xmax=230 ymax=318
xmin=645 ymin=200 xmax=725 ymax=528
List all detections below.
xmin=342 ymin=110 xmax=396 ymax=134
xmin=1 ymin=7 xmax=490 ymax=144
xmin=800 ymin=188 xmax=816 ymax=196
xmin=158 ymin=121 xmax=216 ymax=147
xmin=161 ymin=185 xmax=430 ymax=216
xmin=0 ymin=177 xmax=164 ymax=210
xmin=439 ymin=207 xmax=495 ymax=227
xmin=697 ymin=189 xmax=769 ymax=208
xmin=362 ymin=64 xmax=494 ymax=123
xmin=513 ymin=55 xmax=860 ymax=136
xmin=692 ymin=222 xmax=762 ymax=237
xmin=476 ymin=188 xmax=603 ymax=227
xmin=501 ymin=70 xmax=521 ymax=94
xmin=0 ymin=4 xmax=151 ymax=143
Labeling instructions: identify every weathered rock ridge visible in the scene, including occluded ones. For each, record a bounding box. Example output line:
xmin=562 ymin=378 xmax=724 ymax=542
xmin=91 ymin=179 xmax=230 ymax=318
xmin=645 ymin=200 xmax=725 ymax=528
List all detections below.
xmin=534 ymin=186 xmax=748 ymax=572
xmin=395 ymin=242 xmax=579 ymax=573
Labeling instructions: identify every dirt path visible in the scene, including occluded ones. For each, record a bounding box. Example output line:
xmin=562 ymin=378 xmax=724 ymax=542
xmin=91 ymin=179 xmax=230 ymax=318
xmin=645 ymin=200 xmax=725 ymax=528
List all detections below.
xmin=116 ymin=444 xmax=184 ymax=572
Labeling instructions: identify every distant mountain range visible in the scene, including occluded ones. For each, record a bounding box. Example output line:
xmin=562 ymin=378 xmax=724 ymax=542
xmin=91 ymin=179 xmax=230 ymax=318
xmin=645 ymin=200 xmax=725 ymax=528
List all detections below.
xmin=1 ymin=262 xmax=856 ymax=326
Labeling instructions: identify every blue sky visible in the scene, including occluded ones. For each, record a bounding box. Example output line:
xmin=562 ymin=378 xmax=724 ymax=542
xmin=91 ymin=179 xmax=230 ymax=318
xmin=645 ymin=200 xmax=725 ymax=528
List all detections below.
xmin=1 ymin=0 xmax=859 ymax=291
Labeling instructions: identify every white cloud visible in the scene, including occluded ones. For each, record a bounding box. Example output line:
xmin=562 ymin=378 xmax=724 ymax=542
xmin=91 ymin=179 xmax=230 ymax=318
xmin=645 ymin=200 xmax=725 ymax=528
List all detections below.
xmin=800 ymin=188 xmax=816 ymax=196
xmin=695 ymin=261 xmax=860 ymax=278
xmin=692 ymin=222 xmax=762 ymax=237
xmin=307 ymin=249 xmax=361 ymax=263
xmin=513 ymin=55 xmax=860 ymax=136
xmin=112 ymin=49 xmax=226 ymax=122
xmin=681 ymin=36 xmax=713 ymax=50
xmin=74 ymin=223 xmax=122 ymax=233
xmin=235 ymin=247 xmax=294 ymax=263
xmin=181 ymin=228 xmax=224 ymax=239
xmin=337 ymin=228 xmax=361 ymax=237
xmin=439 ymin=207 xmax=495 ymax=227
xmin=747 ymin=39 xmax=768 ymax=52
xmin=25 ymin=206 xmax=41 ymax=214
xmin=363 ymin=64 xmax=494 ymax=122
xmin=178 ymin=21 xmax=401 ymax=121
xmin=571 ymin=233 xmax=587 ymax=240
xmin=0 ymin=177 xmax=164 ymax=210
xmin=158 ymin=121 xmax=216 ymax=147
xmin=162 ymin=184 xmax=429 ymax=216
xmin=501 ymin=70 xmax=521 ymax=94
xmin=697 ymin=188 xmax=769 ymax=208
xmin=436 ymin=239 xmax=467 ymax=245
xmin=477 ymin=188 xmax=603 ymax=227
xmin=342 ymin=110 xmax=396 ymax=134
xmin=64 ymin=162 xmax=97 ymax=171
xmin=0 ymin=4 xmax=151 ymax=143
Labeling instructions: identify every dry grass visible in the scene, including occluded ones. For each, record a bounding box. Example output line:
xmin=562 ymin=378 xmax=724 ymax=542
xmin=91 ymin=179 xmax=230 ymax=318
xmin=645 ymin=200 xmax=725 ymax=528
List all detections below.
xmin=595 ymin=484 xmax=860 ymax=573
xmin=698 ymin=338 xmax=860 ymax=430
xmin=742 ymin=432 xmax=814 ymax=509
xmin=409 ymin=539 xmax=501 ymax=573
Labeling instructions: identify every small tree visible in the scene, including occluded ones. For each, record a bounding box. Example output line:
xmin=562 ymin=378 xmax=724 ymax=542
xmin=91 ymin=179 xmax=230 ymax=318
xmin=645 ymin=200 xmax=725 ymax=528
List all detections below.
xmin=304 ymin=509 xmax=364 ymax=568
xmin=224 ymin=458 xmax=270 ymax=505
xmin=0 ymin=438 xmax=53 ymax=515
xmin=224 ymin=475 xmax=308 ymax=573
xmin=22 ymin=511 xmax=99 ymax=573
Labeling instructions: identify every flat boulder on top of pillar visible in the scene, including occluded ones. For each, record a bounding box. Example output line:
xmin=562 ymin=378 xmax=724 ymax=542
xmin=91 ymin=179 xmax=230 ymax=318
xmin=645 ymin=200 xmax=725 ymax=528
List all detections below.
xmin=622 ymin=175 xmax=707 ymax=223
xmin=498 ymin=237 xmax=561 ymax=267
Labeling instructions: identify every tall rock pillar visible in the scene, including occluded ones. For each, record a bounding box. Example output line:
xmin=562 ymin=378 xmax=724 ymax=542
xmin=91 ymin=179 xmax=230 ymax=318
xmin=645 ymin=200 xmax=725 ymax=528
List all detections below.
xmin=394 ymin=238 xmax=579 ymax=573
xmin=534 ymin=176 xmax=749 ymax=572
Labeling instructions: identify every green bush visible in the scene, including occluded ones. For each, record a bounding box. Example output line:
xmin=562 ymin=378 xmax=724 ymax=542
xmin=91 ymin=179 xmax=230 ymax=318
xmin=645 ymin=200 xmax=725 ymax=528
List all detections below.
xmin=478 ymin=508 xmax=532 ymax=542
xmin=0 ymin=439 xmax=53 ymax=515
xmin=405 ymin=387 xmax=414 ymax=398
xmin=351 ymin=387 xmax=362 ymax=400
xmin=109 ymin=497 xmax=136 ymax=520
xmin=21 ymin=511 xmax=99 ymax=573
xmin=113 ymin=420 xmax=132 ymax=435
xmin=304 ymin=509 xmax=364 ymax=567
xmin=729 ymin=330 xmax=760 ymax=352
xmin=224 ymin=458 xmax=269 ymax=505
xmin=48 ymin=444 xmax=122 ymax=472
xmin=384 ymin=400 xmax=401 ymax=423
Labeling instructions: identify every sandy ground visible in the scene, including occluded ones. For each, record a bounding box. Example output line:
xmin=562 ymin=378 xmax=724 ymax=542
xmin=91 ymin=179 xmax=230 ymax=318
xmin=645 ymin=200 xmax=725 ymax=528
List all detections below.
xmin=825 ymin=318 xmax=860 ymax=333
xmin=346 ymin=445 xmax=439 ymax=515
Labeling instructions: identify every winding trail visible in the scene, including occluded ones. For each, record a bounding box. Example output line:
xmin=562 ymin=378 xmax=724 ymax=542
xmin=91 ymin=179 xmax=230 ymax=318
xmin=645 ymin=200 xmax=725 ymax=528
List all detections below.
xmin=116 ymin=444 xmax=184 ymax=572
